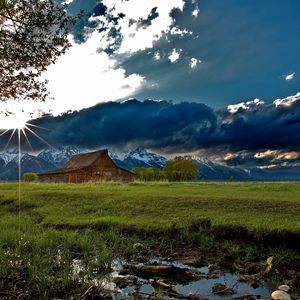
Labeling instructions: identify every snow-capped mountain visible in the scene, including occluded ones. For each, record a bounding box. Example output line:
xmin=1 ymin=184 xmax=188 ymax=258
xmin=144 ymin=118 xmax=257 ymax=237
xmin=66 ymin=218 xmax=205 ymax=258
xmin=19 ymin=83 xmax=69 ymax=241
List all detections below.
xmin=192 ymin=157 xmax=252 ymax=180
xmin=119 ymin=148 xmax=168 ymax=170
xmin=0 ymin=146 xmax=299 ymax=180
xmin=0 ymin=153 xmax=55 ymax=180
xmin=0 ymin=149 xmax=20 ymax=165
xmin=38 ymin=146 xmax=82 ymax=167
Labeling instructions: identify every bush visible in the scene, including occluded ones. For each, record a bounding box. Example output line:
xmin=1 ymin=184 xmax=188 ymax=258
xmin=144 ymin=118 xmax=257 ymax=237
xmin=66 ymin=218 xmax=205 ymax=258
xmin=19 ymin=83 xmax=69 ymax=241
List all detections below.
xmin=132 ymin=167 xmax=166 ymax=181
xmin=163 ymin=156 xmax=198 ymax=181
xmin=22 ymin=172 xmax=38 ymax=182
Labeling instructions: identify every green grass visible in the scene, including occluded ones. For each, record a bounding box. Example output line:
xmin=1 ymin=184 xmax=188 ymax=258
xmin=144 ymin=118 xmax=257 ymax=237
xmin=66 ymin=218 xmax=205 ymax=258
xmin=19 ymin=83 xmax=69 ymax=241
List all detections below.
xmin=0 ymin=181 xmax=299 ymax=297
xmin=1 ymin=181 xmax=299 ymax=232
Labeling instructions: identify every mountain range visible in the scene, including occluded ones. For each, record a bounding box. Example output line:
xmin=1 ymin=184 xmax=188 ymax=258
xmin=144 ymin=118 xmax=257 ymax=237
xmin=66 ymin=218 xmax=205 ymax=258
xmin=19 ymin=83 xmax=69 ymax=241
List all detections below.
xmin=0 ymin=146 xmax=299 ymax=181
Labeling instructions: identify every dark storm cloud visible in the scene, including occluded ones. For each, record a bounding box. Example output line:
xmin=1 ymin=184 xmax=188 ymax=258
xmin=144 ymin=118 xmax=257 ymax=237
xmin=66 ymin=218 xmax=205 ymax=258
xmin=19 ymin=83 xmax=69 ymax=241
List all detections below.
xmin=218 ymin=99 xmax=300 ymax=152
xmin=19 ymin=95 xmax=300 ymax=154
xmin=29 ymin=100 xmax=216 ymax=152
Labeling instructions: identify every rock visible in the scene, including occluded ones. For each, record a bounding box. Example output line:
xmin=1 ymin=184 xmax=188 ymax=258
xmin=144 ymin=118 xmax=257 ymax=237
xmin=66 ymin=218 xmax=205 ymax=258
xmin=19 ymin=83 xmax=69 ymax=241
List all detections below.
xmin=271 ymin=290 xmax=291 ymax=300
xmin=278 ymin=285 xmax=290 ymax=292
xmin=212 ymin=283 xmax=234 ymax=295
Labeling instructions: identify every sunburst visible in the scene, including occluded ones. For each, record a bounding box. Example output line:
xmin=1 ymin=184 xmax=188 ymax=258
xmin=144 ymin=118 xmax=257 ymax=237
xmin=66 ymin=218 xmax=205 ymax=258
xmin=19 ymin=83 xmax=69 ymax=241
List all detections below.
xmin=0 ymin=114 xmax=53 ymax=236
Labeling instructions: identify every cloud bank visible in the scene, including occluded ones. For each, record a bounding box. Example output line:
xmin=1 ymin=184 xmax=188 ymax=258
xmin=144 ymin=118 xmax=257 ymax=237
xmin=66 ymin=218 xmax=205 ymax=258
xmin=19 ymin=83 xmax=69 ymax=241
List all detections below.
xmin=15 ymin=92 xmax=298 ymax=169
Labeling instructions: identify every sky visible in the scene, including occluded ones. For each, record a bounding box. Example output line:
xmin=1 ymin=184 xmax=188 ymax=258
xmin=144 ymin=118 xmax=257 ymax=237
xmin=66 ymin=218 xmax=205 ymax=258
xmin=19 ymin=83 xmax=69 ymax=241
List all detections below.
xmin=0 ymin=0 xmax=300 ymax=169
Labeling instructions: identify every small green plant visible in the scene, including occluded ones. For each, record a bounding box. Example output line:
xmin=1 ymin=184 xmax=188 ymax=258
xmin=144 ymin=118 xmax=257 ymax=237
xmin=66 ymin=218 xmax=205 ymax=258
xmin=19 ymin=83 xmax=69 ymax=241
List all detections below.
xmin=22 ymin=172 xmax=38 ymax=182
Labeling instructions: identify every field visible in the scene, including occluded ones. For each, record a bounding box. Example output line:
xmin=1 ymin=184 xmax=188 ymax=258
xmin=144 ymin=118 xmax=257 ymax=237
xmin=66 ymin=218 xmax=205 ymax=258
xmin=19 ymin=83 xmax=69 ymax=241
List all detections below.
xmin=0 ymin=181 xmax=300 ymax=298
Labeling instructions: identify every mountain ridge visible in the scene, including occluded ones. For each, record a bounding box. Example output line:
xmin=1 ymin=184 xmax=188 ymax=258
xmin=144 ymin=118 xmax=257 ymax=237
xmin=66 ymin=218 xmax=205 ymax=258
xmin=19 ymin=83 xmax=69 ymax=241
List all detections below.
xmin=0 ymin=146 xmax=299 ymax=181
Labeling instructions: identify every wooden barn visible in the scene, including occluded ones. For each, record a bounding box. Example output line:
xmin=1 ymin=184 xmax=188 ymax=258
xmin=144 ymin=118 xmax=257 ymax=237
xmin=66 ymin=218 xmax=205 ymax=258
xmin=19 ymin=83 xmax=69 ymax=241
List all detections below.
xmin=38 ymin=149 xmax=136 ymax=183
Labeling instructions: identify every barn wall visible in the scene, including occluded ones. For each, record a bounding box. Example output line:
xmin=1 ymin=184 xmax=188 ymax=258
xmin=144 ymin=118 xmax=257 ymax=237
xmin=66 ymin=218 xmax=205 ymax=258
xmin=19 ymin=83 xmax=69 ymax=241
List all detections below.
xmin=38 ymin=173 xmax=68 ymax=183
xmin=38 ymin=151 xmax=136 ymax=183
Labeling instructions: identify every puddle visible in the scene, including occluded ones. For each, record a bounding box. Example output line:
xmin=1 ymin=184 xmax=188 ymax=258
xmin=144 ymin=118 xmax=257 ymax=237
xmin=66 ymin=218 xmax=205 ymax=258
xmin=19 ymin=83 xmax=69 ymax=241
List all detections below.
xmin=73 ymin=257 xmax=272 ymax=299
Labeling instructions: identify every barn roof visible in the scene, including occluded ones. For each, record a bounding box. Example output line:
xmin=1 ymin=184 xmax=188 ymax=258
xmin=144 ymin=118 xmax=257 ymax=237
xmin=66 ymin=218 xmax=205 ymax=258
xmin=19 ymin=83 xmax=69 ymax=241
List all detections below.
xmin=38 ymin=149 xmax=135 ymax=176
xmin=64 ymin=149 xmax=106 ymax=169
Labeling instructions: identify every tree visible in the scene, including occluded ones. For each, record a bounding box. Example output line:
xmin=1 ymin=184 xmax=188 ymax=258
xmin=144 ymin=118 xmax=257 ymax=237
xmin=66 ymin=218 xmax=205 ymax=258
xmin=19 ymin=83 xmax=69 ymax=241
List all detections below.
xmin=22 ymin=172 xmax=38 ymax=182
xmin=0 ymin=0 xmax=79 ymax=102
xmin=163 ymin=156 xmax=198 ymax=181
xmin=132 ymin=167 xmax=166 ymax=181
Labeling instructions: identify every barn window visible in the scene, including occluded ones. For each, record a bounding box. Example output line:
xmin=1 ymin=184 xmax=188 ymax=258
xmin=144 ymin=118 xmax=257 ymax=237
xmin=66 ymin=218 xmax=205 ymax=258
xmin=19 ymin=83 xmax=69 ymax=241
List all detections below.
xmin=104 ymin=171 xmax=112 ymax=176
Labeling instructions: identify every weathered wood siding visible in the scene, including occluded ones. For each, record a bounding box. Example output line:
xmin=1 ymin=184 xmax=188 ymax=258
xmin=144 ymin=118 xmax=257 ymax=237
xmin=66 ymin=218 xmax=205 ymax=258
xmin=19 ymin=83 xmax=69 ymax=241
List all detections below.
xmin=38 ymin=150 xmax=136 ymax=183
xmin=39 ymin=173 xmax=68 ymax=183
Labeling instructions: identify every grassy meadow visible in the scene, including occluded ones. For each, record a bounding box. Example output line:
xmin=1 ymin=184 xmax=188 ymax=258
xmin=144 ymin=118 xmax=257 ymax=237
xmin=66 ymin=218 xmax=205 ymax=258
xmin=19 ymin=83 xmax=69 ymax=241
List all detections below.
xmin=1 ymin=181 xmax=299 ymax=231
xmin=0 ymin=181 xmax=300 ymax=297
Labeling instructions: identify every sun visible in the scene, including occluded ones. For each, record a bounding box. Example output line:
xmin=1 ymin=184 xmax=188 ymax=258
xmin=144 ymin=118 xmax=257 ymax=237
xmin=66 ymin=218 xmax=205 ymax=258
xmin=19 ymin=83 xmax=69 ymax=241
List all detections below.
xmin=0 ymin=113 xmax=28 ymax=130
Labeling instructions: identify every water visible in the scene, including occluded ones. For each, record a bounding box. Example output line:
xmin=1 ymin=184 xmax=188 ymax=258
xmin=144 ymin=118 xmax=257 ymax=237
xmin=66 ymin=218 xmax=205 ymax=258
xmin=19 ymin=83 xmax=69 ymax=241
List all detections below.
xmin=72 ymin=257 xmax=271 ymax=299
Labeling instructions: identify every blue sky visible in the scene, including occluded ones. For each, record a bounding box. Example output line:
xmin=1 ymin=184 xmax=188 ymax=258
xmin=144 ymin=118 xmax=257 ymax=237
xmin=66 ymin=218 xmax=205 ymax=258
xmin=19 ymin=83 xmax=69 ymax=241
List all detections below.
xmin=124 ymin=0 xmax=300 ymax=107
xmin=2 ymin=0 xmax=299 ymax=119
xmin=63 ymin=0 xmax=300 ymax=108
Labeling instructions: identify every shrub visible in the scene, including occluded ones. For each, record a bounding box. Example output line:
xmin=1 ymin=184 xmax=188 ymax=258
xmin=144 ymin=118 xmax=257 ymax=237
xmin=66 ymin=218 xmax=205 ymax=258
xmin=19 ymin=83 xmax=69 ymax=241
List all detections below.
xmin=132 ymin=167 xmax=166 ymax=181
xmin=22 ymin=172 xmax=38 ymax=182
xmin=163 ymin=156 xmax=198 ymax=181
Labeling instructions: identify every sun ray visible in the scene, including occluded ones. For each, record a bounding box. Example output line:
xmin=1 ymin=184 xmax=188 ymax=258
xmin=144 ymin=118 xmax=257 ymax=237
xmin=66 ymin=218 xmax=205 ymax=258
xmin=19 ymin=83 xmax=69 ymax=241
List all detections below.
xmin=18 ymin=128 xmax=21 ymax=232
xmin=25 ymin=126 xmax=55 ymax=149
xmin=4 ymin=128 xmax=16 ymax=151
xmin=21 ymin=128 xmax=34 ymax=153
xmin=0 ymin=129 xmax=10 ymax=137
xmin=25 ymin=122 xmax=53 ymax=132
xmin=21 ymin=127 xmax=44 ymax=171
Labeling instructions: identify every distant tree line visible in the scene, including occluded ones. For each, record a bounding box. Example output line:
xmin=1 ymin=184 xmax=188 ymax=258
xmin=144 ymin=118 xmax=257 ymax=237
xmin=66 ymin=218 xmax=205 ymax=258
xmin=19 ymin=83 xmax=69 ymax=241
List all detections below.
xmin=133 ymin=156 xmax=198 ymax=182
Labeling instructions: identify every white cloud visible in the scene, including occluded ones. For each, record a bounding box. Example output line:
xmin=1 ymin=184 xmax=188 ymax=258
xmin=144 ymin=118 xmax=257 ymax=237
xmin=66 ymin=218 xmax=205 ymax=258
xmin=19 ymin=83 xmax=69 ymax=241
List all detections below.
xmin=227 ymin=98 xmax=264 ymax=113
xmin=273 ymin=92 xmax=300 ymax=107
xmin=0 ymin=32 xmax=145 ymax=128
xmin=154 ymin=51 xmax=160 ymax=60
xmin=62 ymin=0 xmax=74 ymax=4
xmin=170 ymin=27 xmax=193 ymax=36
xmin=168 ymin=48 xmax=181 ymax=63
xmin=190 ymin=57 xmax=201 ymax=69
xmin=0 ymin=0 xmax=194 ymax=129
xmin=100 ymin=0 xmax=186 ymax=54
xmin=42 ymin=33 xmax=145 ymax=116
xmin=192 ymin=8 xmax=200 ymax=17
xmin=254 ymin=150 xmax=300 ymax=161
xmin=285 ymin=72 xmax=295 ymax=81
xmin=254 ymin=150 xmax=277 ymax=159
xmin=224 ymin=152 xmax=238 ymax=161
xmin=257 ymin=164 xmax=277 ymax=169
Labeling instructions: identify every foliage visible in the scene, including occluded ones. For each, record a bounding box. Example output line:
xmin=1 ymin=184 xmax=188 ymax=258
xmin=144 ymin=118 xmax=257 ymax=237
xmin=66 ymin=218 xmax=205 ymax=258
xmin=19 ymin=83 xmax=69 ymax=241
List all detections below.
xmin=132 ymin=167 xmax=166 ymax=181
xmin=22 ymin=172 xmax=38 ymax=182
xmin=0 ymin=0 xmax=79 ymax=102
xmin=163 ymin=156 xmax=198 ymax=181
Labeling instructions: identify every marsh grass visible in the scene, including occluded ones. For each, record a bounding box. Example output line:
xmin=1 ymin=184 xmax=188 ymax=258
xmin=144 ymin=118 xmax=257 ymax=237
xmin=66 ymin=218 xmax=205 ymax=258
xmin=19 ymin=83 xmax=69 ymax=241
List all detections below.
xmin=0 ymin=181 xmax=299 ymax=297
